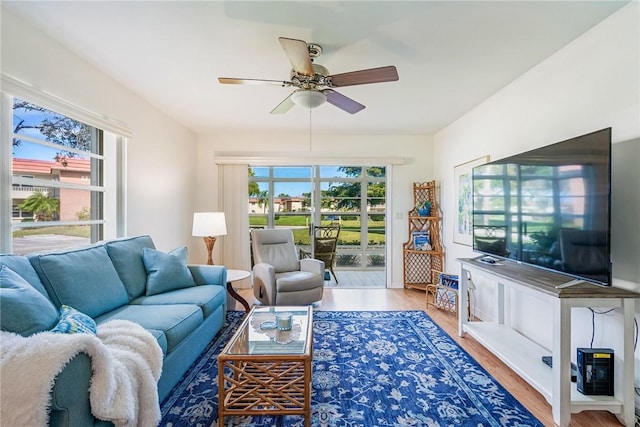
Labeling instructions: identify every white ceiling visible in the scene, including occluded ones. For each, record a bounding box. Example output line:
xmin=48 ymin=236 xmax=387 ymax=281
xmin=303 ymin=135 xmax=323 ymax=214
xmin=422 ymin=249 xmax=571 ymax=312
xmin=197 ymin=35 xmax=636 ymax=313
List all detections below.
xmin=3 ymin=1 xmax=629 ymax=135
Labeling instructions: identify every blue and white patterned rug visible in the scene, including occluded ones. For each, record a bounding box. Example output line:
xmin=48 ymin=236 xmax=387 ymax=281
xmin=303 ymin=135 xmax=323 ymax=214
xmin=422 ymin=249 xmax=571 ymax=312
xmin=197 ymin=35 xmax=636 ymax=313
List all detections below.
xmin=160 ymin=310 xmax=543 ymax=426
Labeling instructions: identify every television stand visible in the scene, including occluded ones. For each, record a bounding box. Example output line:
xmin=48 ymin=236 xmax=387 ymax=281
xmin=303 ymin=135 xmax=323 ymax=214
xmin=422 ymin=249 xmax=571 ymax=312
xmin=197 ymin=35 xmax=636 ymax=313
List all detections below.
xmin=457 ymin=257 xmax=640 ymax=427
xmin=555 ymin=279 xmax=585 ymax=289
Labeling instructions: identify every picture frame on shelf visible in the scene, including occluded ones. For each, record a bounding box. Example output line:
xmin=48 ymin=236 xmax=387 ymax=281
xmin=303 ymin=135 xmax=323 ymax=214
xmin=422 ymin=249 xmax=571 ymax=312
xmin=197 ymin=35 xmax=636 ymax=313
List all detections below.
xmin=412 ymin=231 xmax=431 ymax=251
xmin=454 ymin=155 xmax=489 ymax=246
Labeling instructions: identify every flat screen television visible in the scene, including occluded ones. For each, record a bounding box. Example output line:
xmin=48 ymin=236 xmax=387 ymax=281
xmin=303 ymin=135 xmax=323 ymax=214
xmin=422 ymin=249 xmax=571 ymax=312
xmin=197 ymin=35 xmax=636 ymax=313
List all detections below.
xmin=472 ymin=128 xmax=612 ymax=286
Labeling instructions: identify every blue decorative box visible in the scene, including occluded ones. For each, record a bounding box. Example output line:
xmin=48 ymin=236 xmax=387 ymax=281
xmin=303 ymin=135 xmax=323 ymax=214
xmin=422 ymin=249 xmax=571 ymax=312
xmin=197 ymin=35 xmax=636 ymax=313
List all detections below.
xmin=439 ymin=273 xmax=459 ymax=289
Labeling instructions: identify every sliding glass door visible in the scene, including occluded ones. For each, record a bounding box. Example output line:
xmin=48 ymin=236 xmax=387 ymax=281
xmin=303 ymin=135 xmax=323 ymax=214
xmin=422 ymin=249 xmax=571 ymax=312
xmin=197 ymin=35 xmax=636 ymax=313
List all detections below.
xmin=248 ymin=165 xmax=386 ymax=287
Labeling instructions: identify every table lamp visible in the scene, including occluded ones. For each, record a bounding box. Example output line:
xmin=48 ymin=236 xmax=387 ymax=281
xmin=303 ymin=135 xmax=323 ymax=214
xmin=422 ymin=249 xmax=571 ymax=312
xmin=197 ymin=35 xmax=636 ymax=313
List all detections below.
xmin=192 ymin=212 xmax=227 ymax=265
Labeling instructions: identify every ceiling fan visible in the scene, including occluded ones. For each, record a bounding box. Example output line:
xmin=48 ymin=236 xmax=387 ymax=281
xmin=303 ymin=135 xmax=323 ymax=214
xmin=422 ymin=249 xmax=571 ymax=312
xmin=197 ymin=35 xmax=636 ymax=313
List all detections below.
xmin=218 ymin=37 xmax=399 ymax=114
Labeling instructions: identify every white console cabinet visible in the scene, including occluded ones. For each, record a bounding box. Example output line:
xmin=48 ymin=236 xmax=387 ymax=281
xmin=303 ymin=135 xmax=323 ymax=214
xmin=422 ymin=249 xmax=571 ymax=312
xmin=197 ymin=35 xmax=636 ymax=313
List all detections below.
xmin=458 ymin=257 xmax=639 ymax=427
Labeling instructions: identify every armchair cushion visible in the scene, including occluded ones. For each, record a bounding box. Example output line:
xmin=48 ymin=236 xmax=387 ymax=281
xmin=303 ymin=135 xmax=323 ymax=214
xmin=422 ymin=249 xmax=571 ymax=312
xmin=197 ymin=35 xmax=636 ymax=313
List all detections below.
xmin=275 ymin=271 xmax=323 ymax=292
xmin=143 ymin=247 xmax=196 ymax=296
xmin=315 ymin=239 xmax=335 ymax=253
xmin=251 ymin=229 xmax=299 ymax=272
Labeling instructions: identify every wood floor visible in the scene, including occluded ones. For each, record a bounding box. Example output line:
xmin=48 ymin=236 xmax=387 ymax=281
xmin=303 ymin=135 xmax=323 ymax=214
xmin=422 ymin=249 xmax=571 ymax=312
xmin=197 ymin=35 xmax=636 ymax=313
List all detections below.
xmin=235 ymin=287 xmax=624 ymax=427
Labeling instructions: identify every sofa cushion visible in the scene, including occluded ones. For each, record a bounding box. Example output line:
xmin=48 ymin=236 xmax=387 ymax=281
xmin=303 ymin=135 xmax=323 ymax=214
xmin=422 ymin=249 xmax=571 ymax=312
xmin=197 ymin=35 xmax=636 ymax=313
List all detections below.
xmin=29 ymin=245 xmax=129 ymax=318
xmin=131 ymin=285 xmax=226 ymax=318
xmin=0 ymin=254 xmax=50 ymax=298
xmin=143 ymin=247 xmax=196 ymax=296
xmin=0 ymin=265 xmax=59 ymax=336
xmin=50 ymin=305 xmax=97 ymax=335
xmin=104 ymin=235 xmax=156 ymax=300
xmin=145 ymin=328 xmax=168 ymax=356
xmin=96 ymin=304 xmax=203 ymax=353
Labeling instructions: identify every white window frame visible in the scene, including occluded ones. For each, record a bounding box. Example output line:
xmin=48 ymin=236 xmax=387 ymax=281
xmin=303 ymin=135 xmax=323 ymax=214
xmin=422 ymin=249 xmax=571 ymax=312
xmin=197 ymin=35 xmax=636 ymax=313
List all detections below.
xmin=1 ymin=75 xmax=129 ymax=252
xmin=248 ymin=165 xmax=388 ymax=271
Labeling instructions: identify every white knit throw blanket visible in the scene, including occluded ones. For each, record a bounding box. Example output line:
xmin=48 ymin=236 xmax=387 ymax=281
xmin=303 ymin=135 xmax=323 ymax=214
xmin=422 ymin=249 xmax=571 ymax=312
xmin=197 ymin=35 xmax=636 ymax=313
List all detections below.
xmin=0 ymin=319 xmax=163 ymax=427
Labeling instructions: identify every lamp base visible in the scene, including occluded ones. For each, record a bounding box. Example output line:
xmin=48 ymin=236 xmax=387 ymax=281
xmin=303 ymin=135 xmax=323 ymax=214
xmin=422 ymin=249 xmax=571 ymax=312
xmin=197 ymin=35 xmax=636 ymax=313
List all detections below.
xmin=203 ymin=236 xmax=217 ymax=265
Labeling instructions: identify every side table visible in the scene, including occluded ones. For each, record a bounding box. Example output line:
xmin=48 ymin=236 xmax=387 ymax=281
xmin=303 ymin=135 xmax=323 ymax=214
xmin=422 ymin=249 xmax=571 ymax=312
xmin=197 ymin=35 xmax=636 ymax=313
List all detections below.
xmin=226 ymin=269 xmax=251 ymax=313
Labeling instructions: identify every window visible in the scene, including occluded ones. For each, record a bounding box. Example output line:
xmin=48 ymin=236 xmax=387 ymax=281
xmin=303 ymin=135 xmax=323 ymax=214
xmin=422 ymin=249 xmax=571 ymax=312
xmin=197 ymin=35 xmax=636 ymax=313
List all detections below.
xmin=248 ymin=165 xmax=387 ymax=271
xmin=2 ymin=92 xmax=126 ymax=254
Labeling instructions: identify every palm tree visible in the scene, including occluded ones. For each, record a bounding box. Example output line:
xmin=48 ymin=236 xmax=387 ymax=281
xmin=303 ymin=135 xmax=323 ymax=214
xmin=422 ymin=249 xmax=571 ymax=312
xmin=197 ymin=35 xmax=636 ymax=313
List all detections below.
xmin=18 ymin=190 xmax=59 ymax=222
xmin=257 ymin=190 xmax=269 ymax=213
xmin=248 ymin=167 xmax=260 ymax=197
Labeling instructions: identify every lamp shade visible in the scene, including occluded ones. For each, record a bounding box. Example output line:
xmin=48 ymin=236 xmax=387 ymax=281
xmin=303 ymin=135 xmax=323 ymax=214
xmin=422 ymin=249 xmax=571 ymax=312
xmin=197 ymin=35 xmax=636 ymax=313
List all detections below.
xmin=192 ymin=212 xmax=227 ymax=237
xmin=291 ymin=89 xmax=326 ymax=109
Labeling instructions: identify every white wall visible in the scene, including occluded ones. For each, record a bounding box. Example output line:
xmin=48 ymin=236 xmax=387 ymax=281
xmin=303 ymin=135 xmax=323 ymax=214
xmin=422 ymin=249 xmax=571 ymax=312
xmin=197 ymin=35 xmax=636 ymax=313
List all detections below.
xmin=0 ymin=6 xmax=436 ymax=279
xmin=196 ymin=132 xmax=433 ymax=287
xmin=1 ymin=7 xmax=198 ymax=251
xmin=434 ymin=2 xmax=640 ymax=379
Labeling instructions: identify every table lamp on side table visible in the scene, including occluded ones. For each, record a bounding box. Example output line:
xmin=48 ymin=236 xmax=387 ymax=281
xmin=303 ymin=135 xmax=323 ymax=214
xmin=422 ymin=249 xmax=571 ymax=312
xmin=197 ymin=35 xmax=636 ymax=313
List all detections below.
xmin=192 ymin=212 xmax=227 ymax=265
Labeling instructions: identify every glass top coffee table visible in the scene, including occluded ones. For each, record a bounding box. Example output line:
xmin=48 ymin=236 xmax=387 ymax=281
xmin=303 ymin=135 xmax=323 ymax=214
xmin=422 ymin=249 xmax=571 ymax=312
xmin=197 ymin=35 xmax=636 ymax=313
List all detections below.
xmin=217 ymin=306 xmax=313 ymax=427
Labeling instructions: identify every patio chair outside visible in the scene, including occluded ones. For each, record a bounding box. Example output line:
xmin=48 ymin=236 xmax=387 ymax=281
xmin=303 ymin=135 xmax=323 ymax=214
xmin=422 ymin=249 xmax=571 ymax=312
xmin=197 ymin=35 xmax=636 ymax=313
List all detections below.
xmin=300 ymin=225 xmax=341 ymax=284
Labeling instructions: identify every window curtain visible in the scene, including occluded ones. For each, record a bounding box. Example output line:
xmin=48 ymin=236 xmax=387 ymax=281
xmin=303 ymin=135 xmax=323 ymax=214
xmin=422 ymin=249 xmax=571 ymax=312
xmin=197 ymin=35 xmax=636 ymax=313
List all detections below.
xmin=218 ymin=164 xmax=251 ymax=286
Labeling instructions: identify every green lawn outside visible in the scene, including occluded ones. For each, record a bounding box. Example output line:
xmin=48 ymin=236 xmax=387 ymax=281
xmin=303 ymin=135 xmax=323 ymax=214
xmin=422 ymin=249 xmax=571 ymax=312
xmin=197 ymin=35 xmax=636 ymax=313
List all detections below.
xmin=13 ymin=225 xmax=91 ymax=238
xmin=250 ymin=215 xmax=385 ymax=246
xmin=14 ymin=218 xmax=385 ymax=245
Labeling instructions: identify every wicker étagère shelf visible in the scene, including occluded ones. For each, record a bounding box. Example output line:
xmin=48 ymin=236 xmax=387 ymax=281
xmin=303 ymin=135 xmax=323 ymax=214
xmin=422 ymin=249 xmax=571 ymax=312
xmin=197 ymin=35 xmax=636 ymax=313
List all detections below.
xmin=403 ymin=181 xmax=444 ymax=291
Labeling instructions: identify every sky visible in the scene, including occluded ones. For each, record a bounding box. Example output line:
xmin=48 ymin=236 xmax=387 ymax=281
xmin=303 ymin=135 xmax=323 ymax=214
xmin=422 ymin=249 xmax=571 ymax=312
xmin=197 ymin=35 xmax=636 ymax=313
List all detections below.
xmin=12 ymin=99 xmax=91 ymax=162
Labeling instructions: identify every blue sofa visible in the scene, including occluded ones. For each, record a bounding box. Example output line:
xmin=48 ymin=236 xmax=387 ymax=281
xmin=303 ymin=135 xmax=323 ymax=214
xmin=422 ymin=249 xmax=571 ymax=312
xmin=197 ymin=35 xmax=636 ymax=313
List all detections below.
xmin=0 ymin=235 xmax=228 ymax=427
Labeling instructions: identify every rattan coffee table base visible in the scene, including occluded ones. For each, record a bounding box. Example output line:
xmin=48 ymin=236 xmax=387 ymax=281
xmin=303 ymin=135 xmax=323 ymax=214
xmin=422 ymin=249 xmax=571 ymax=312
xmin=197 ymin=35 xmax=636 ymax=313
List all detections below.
xmin=217 ymin=306 xmax=313 ymax=427
xmin=218 ymin=359 xmax=311 ymax=426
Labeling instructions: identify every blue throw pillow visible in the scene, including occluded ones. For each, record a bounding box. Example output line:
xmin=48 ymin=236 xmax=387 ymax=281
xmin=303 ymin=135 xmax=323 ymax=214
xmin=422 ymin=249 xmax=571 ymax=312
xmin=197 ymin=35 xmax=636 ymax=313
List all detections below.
xmin=51 ymin=305 xmax=97 ymax=335
xmin=0 ymin=265 xmax=59 ymax=336
xmin=143 ymin=246 xmax=196 ymax=296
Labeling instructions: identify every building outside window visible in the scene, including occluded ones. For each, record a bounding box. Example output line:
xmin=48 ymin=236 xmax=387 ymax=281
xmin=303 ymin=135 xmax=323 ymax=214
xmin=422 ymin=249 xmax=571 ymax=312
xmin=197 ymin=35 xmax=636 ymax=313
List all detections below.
xmin=2 ymin=92 xmax=126 ymax=254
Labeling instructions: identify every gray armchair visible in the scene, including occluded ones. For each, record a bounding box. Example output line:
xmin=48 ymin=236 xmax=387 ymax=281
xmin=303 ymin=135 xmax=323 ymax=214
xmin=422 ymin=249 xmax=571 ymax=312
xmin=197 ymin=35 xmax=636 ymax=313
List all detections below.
xmin=251 ymin=228 xmax=324 ymax=306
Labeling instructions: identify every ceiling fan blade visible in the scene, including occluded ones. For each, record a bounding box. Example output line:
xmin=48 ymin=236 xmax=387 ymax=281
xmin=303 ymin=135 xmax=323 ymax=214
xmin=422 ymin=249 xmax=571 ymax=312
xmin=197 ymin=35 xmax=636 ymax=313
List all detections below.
xmin=218 ymin=77 xmax=290 ymax=87
xmin=270 ymin=93 xmax=296 ymax=114
xmin=279 ymin=37 xmax=314 ymax=76
xmin=324 ymin=89 xmax=365 ymax=114
xmin=328 ymin=66 xmax=399 ymax=87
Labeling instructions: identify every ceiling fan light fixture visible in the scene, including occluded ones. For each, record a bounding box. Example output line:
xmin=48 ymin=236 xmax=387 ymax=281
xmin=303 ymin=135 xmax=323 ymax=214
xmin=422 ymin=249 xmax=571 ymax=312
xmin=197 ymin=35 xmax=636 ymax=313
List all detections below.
xmin=220 ymin=37 xmax=399 ymax=114
xmin=291 ymin=89 xmax=326 ymax=109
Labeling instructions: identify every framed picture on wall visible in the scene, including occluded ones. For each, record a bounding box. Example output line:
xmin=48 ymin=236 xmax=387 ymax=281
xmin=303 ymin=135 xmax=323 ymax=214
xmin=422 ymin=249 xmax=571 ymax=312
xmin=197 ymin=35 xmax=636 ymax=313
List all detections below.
xmin=454 ymin=155 xmax=489 ymax=246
